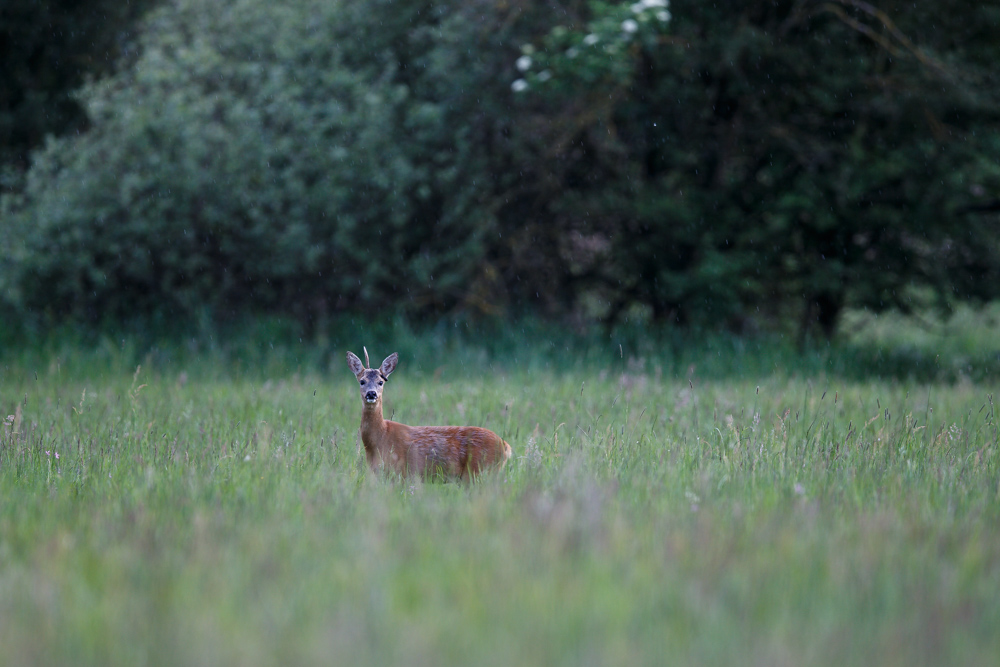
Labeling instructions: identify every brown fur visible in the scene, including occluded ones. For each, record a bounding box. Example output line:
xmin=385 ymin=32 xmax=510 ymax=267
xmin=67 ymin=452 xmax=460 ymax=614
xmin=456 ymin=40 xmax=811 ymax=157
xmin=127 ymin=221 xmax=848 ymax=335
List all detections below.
xmin=347 ymin=350 xmax=512 ymax=481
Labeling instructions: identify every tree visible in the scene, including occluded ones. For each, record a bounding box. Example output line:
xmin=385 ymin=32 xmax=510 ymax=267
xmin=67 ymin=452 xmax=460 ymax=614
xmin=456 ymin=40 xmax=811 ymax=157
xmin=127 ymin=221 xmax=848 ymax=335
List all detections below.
xmin=0 ymin=0 xmax=158 ymax=173
xmin=1 ymin=0 xmax=558 ymax=326
xmin=3 ymin=0 xmax=999 ymax=337
xmin=513 ymin=0 xmax=1000 ymax=337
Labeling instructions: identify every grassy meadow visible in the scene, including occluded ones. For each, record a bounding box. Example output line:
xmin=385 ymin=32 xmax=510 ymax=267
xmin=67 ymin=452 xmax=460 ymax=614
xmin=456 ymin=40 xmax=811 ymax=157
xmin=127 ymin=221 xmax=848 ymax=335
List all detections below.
xmin=1 ymin=317 xmax=999 ymax=666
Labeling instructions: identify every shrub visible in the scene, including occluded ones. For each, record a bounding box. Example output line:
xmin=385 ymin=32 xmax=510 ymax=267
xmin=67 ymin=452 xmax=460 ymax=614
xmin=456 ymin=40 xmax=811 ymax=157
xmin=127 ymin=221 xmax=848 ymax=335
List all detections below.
xmin=3 ymin=0 xmax=528 ymax=325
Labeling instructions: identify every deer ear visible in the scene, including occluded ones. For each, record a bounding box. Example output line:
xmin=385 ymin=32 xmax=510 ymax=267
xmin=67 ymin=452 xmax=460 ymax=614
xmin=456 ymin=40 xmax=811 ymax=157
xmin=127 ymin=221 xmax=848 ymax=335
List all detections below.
xmin=380 ymin=352 xmax=399 ymax=377
xmin=346 ymin=351 xmax=365 ymax=377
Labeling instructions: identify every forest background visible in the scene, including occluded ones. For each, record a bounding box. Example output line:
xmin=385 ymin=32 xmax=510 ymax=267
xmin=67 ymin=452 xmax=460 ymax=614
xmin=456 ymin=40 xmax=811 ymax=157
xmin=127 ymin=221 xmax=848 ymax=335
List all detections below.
xmin=2 ymin=0 xmax=999 ymax=343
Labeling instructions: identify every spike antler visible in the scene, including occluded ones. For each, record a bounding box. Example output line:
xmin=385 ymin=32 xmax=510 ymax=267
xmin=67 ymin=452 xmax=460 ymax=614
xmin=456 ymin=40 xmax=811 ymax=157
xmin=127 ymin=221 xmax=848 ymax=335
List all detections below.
xmin=363 ymin=346 xmax=370 ymax=369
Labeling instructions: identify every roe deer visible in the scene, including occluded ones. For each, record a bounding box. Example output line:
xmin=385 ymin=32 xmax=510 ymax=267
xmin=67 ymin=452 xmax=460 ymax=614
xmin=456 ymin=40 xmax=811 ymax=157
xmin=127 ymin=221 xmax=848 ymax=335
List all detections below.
xmin=347 ymin=348 xmax=512 ymax=480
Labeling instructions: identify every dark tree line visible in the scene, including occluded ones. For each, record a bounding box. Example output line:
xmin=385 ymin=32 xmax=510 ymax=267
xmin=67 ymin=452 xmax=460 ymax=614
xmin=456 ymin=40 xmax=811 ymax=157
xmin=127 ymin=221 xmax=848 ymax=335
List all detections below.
xmin=509 ymin=0 xmax=1000 ymax=337
xmin=0 ymin=0 xmax=158 ymax=171
xmin=2 ymin=0 xmax=998 ymax=338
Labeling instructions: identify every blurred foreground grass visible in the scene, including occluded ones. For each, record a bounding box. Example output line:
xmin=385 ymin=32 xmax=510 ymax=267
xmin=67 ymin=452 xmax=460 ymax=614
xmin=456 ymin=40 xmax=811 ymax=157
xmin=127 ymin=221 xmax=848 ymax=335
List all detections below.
xmin=1 ymin=316 xmax=999 ymax=665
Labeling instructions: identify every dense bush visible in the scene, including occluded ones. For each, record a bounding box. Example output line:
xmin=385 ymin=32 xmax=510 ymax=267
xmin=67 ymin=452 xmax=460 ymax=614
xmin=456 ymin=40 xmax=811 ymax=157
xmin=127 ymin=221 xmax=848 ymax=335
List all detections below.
xmin=2 ymin=0 xmax=999 ymax=337
xmin=511 ymin=0 xmax=1000 ymax=335
xmin=2 ymin=0 xmax=538 ymax=325
xmin=0 ymin=0 xmax=158 ymax=172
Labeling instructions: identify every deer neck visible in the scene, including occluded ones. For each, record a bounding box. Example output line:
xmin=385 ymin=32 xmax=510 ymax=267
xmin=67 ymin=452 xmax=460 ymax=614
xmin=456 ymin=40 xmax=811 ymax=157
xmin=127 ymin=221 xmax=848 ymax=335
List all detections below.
xmin=360 ymin=402 xmax=389 ymax=453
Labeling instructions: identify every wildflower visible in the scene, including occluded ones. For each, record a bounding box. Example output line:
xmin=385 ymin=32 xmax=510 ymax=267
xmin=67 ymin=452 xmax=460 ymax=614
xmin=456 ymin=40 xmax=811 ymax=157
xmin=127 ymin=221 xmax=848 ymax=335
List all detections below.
xmin=511 ymin=79 xmax=529 ymax=92
xmin=516 ymin=55 xmax=532 ymax=72
xmin=55 ymin=452 xmax=60 ymax=460
xmin=622 ymin=19 xmax=639 ymax=34
xmin=45 ymin=450 xmax=51 ymax=456
xmin=642 ymin=0 xmax=668 ymax=7
xmin=537 ymin=70 xmax=552 ymax=82
xmin=583 ymin=34 xmax=600 ymax=46
xmin=566 ymin=47 xmax=579 ymax=59
xmin=656 ymin=10 xmax=671 ymax=22
xmin=794 ymin=482 xmax=805 ymax=496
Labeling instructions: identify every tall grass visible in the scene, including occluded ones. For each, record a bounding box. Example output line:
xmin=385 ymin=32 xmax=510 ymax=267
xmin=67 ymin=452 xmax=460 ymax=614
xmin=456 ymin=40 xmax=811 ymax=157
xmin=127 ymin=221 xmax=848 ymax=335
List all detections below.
xmin=1 ymin=322 xmax=999 ymax=665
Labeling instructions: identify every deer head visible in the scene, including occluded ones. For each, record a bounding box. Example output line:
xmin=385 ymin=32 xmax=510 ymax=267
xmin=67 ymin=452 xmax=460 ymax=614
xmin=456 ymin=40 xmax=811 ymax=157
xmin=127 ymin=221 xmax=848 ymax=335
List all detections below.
xmin=346 ymin=348 xmax=398 ymax=408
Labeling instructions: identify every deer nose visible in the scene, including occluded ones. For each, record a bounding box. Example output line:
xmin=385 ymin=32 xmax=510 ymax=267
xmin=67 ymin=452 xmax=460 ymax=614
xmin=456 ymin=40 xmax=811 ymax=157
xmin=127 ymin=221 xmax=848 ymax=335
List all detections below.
xmin=365 ymin=390 xmax=378 ymax=402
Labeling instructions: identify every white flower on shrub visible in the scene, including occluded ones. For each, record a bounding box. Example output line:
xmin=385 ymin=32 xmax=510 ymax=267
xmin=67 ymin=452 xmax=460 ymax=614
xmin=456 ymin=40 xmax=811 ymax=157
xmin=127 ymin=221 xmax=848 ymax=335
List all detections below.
xmin=634 ymin=0 xmax=668 ymax=13
xmin=514 ymin=0 xmax=671 ymax=94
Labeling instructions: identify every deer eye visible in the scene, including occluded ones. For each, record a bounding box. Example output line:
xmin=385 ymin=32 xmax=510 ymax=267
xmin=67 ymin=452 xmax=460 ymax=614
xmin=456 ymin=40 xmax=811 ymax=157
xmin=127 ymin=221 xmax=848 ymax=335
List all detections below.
xmin=378 ymin=381 xmax=383 ymax=386
xmin=359 ymin=380 xmax=365 ymax=385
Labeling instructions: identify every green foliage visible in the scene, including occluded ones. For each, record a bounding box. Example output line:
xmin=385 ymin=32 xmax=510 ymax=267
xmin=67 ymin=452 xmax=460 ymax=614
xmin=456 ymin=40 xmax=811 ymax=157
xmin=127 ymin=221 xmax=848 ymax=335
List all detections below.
xmin=2 ymin=0 xmax=1000 ymax=336
xmin=2 ymin=339 xmax=1000 ymax=665
xmin=0 ymin=0 xmax=158 ymax=171
xmin=511 ymin=0 xmax=672 ymax=94
xmin=3 ymin=0 xmax=535 ymax=324
xmin=513 ymin=0 xmax=1000 ymax=334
